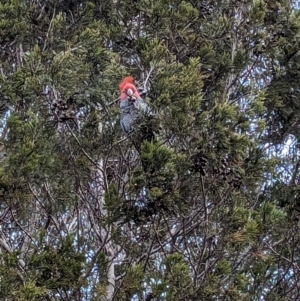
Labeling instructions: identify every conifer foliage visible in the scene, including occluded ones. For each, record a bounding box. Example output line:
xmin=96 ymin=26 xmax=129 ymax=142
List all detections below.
xmin=0 ymin=0 xmax=300 ymax=300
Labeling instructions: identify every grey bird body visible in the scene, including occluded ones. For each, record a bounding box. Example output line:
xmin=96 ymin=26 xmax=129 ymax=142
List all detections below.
xmin=120 ymin=97 xmax=149 ymax=134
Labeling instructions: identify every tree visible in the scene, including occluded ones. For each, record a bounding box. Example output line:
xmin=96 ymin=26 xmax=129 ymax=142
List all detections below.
xmin=0 ymin=0 xmax=300 ymax=300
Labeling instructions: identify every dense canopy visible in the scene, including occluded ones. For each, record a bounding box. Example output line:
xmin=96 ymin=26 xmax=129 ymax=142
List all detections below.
xmin=0 ymin=0 xmax=300 ymax=300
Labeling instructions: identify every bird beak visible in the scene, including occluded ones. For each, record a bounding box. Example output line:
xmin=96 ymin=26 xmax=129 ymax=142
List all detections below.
xmin=127 ymin=88 xmax=133 ymax=97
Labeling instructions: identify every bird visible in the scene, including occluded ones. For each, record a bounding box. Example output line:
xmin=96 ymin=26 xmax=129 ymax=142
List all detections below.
xmin=119 ymin=76 xmax=155 ymax=151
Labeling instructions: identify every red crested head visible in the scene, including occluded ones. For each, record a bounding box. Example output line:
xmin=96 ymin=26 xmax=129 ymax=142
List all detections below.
xmin=119 ymin=76 xmax=141 ymax=101
xmin=119 ymin=76 xmax=134 ymax=92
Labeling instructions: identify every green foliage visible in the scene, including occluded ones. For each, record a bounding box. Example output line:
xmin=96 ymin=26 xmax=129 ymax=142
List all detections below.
xmin=0 ymin=252 xmax=22 ymax=298
xmin=148 ymin=253 xmax=193 ymax=301
xmin=0 ymin=0 xmax=299 ymax=300
xmin=28 ymin=235 xmax=84 ymax=290
xmin=215 ymin=259 xmax=231 ymax=276
xmin=12 ymin=281 xmax=47 ymax=301
xmin=250 ymin=0 xmax=267 ymax=23
xmin=121 ymin=264 xmax=144 ymax=297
